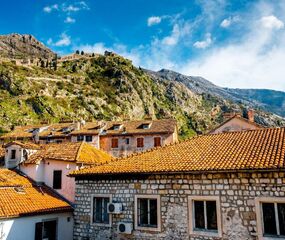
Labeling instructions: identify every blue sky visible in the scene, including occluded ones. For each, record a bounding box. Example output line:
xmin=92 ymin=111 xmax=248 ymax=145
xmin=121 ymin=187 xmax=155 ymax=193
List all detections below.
xmin=1 ymin=0 xmax=285 ymax=90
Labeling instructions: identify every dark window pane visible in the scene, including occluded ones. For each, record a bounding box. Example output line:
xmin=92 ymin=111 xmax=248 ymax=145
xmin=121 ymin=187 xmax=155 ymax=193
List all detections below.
xmin=103 ymin=198 xmax=109 ymax=224
xmin=35 ymin=222 xmax=43 ymax=240
xmin=262 ymin=203 xmax=277 ymax=235
xmin=94 ymin=198 xmax=102 ymax=223
xmin=93 ymin=197 xmax=110 ymax=224
xmin=278 ymin=203 xmax=285 ymax=236
xmin=206 ymin=201 xmax=217 ymax=230
xmin=53 ymin=170 xmax=62 ymax=189
xmin=11 ymin=150 xmax=16 ymax=159
xmin=194 ymin=201 xmax=205 ymax=229
xmin=149 ymin=199 xmax=158 ymax=226
xmin=138 ymin=199 xmax=148 ymax=226
xmin=86 ymin=136 xmax=92 ymax=142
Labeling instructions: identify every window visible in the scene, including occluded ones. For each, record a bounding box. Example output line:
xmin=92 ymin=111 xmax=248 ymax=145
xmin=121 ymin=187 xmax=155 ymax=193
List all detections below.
xmin=53 ymin=170 xmax=62 ymax=189
xmin=111 ymin=138 xmax=119 ymax=149
xmin=10 ymin=150 xmax=16 ymax=159
xmin=137 ymin=137 xmax=144 ymax=148
xmin=113 ymin=125 xmax=121 ymax=130
xmin=135 ymin=195 xmax=161 ymax=231
xmin=77 ymin=135 xmax=84 ymax=142
xmin=35 ymin=220 xmax=57 ymax=240
xmin=85 ymin=135 xmax=93 ymax=142
xmin=125 ymin=138 xmax=130 ymax=145
xmin=256 ymin=198 xmax=285 ymax=239
xmin=92 ymin=195 xmax=111 ymax=225
xmin=154 ymin=137 xmax=161 ymax=147
xmin=188 ymin=196 xmax=221 ymax=237
xmin=142 ymin=124 xmax=150 ymax=129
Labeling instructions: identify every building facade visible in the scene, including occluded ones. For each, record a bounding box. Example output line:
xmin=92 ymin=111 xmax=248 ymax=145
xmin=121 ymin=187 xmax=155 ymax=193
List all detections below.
xmin=71 ymin=127 xmax=285 ymax=240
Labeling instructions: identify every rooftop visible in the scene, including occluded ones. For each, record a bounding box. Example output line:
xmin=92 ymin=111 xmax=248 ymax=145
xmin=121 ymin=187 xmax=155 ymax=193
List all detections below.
xmin=0 ymin=119 xmax=177 ymax=139
xmin=0 ymin=169 xmax=72 ymax=219
xmin=23 ymin=142 xmax=112 ymax=165
xmin=70 ymin=127 xmax=285 ymax=176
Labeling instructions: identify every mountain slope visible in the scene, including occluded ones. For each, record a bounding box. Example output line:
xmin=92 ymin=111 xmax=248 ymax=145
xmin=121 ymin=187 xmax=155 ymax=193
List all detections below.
xmin=150 ymin=69 xmax=285 ymax=118
xmin=0 ymin=34 xmax=55 ymax=59
xmin=0 ymin=34 xmax=284 ymax=139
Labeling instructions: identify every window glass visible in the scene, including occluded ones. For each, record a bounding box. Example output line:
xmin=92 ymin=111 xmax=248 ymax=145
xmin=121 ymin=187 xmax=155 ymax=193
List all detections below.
xmin=77 ymin=135 xmax=84 ymax=141
xmin=85 ymin=135 xmax=92 ymax=142
xmin=53 ymin=170 xmax=62 ymax=189
xmin=93 ymin=197 xmax=110 ymax=224
xmin=125 ymin=138 xmax=130 ymax=144
xmin=278 ymin=203 xmax=285 ymax=236
xmin=138 ymin=198 xmax=158 ymax=228
xmin=11 ymin=150 xmax=16 ymax=159
xmin=194 ymin=201 xmax=205 ymax=229
xmin=206 ymin=201 xmax=217 ymax=230
xmin=262 ymin=203 xmax=277 ymax=235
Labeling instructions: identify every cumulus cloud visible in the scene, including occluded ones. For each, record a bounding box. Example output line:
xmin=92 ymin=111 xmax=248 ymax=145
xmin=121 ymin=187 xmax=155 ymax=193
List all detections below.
xmin=48 ymin=33 xmax=71 ymax=47
xmin=43 ymin=4 xmax=58 ymax=13
xmin=65 ymin=17 xmax=76 ymax=23
xmin=161 ymin=22 xmax=191 ymax=46
xmin=147 ymin=16 xmax=162 ymax=26
xmin=193 ymin=33 xmax=212 ymax=49
xmin=220 ymin=16 xmax=240 ymax=28
xmin=260 ymin=15 xmax=284 ymax=29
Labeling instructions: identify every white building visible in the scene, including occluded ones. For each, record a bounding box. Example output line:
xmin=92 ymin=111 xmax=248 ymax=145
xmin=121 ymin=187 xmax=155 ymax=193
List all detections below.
xmin=4 ymin=141 xmax=112 ymax=202
xmin=0 ymin=169 xmax=73 ymax=240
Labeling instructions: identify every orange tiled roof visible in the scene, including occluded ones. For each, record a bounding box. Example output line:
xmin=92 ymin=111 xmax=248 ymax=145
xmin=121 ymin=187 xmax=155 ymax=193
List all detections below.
xmin=70 ymin=127 xmax=285 ymax=176
xmin=0 ymin=119 xmax=177 ymax=139
xmin=0 ymin=169 xmax=72 ymax=219
xmin=4 ymin=141 xmax=41 ymax=150
xmin=24 ymin=142 xmax=112 ymax=165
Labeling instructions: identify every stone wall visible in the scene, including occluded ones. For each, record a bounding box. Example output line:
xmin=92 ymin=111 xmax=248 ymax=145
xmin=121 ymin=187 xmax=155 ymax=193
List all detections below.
xmin=73 ymin=171 xmax=285 ymax=240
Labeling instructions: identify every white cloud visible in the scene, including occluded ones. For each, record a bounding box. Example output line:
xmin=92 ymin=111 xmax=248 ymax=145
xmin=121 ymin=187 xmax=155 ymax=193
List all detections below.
xmin=65 ymin=17 xmax=76 ymax=23
xmin=220 ymin=16 xmax=240 ymax=28
xmin=162 ymin=22 xmax=191 ymax=46
xmin=193 ymin=33 xmax=212 ymax=49
xmin=48 ymin=33 xmax=71 ymax=47
xmin=147 ymin=16 xmax=162 ymax=26
xmin=62 ymin=1 xmax=89 ymax=12
xmin=260 ymin=15 xmax=284 ymax=29
xmin=43 ymin=4 xmax=58 ymax=13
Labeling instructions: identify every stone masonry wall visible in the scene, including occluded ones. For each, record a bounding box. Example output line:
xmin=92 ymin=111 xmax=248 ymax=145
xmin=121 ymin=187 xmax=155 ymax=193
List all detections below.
xmin=73 ymin=172 xmax=285 ymax=240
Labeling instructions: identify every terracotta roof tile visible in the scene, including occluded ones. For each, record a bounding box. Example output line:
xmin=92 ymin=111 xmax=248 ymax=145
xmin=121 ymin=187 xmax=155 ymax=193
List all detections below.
xmin=24 ymin=142 xmax=112 ymax=165
xmin=0 ymin=169 xmax=72 ymax=219
xmin=70 ymin=127 xmax=285 ymax=176
xmin=0 ymin=119 xmax=177 ymax=139
xmin=4 ymin=141 xmax=41 ymax=150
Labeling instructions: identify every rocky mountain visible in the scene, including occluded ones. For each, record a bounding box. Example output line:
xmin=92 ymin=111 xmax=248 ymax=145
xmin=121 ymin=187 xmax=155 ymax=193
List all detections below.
xmin=148 ymin=69 xmax=285 ymax=119
xmin=0 ymin=34 xmax=55 ymax=59
xmin=0 ymin=34 xmax=284 ymax=139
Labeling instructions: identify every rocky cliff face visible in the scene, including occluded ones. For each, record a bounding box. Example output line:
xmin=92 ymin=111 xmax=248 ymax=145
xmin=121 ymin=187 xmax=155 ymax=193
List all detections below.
xmin=0 ymin=34 xmax=55 ymax=59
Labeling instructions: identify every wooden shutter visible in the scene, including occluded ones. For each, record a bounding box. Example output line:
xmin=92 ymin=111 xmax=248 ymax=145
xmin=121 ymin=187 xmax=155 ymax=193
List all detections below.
xmin=137 ymin=138 xmax=144 ymax=148
xmin=154 ymin=137 xmax=161 ymax=147
xmin=111 ymin=138 xmax=118 ymax=148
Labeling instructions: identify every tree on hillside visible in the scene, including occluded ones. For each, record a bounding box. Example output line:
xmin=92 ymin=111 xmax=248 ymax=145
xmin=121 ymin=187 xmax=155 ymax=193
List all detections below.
xmin=81 ymin=51 xmax=84 ymax=55
xmin=75 ymin=50 xmax=80 ymax=54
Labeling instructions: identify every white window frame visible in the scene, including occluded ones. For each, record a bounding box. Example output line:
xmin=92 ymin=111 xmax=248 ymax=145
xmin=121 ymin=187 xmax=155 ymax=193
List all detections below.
xmin=256 ymin=197 xmax=285 ymax=240
xmin=90 ymin=194 xmax=112 ymax=227
xmin=188 ymin=196 xmax=222 ymax=238
xmin=135 ymin=195 xmax=161 ymax=232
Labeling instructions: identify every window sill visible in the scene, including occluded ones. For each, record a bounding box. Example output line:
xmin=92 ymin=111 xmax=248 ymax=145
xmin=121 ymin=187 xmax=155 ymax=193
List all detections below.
xmin=135 ymin=226 xmax=161 ymax=232
xmin=190 ymin=230 xmax=221 ymax=238
xmin=91 ymin=222 xmax=112 ymax=227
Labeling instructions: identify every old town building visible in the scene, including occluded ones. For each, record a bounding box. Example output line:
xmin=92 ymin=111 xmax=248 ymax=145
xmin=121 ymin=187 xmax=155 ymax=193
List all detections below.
xmin=71 ymin=127 xmax=285 ymax=240
xmin=0 ymin=119 xmax=178 ymax=157
xmin=0 ymin=169 xmax=73 ymax=240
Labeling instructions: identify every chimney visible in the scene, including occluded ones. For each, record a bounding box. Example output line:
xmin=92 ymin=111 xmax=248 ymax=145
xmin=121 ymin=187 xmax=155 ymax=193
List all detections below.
xmin=247 ymin=109 xmax=255 ymax=122
xmin=76 ymin=121 xmax=81 ymax=131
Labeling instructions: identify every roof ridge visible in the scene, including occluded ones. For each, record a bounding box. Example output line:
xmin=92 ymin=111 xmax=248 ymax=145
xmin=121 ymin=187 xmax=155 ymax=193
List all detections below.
xmin=75 ymin=142 xmax=84 ymax=161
